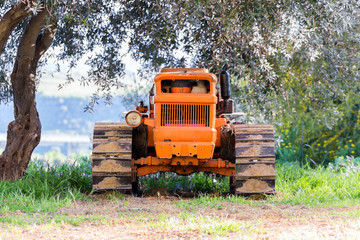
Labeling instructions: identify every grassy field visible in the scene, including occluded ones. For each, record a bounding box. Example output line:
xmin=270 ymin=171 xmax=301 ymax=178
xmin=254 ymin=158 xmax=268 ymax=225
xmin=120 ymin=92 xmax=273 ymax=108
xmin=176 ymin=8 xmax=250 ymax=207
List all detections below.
xmin=0 ymin=155 xmax=360 ymax=238
xmin=1 ymin=155 xmax=360 ymax=214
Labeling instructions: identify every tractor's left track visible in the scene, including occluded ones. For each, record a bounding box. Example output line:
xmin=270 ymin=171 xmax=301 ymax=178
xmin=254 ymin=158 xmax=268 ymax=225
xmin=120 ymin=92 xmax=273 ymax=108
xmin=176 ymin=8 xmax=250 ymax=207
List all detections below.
xmin=91 ymin=122 xmax=133 ymax=192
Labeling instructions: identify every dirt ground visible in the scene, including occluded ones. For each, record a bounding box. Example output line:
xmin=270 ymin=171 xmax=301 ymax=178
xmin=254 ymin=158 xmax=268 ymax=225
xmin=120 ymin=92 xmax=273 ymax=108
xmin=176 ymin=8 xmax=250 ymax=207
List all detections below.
xmin=1 ymin=193 xmax=360 ymax=240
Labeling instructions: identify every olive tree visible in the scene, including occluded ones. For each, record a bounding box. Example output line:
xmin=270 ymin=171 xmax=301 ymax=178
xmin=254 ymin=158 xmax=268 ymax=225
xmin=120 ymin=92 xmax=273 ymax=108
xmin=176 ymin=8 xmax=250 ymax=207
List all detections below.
xmin=0 ymin=0 xmax=128 ymax=180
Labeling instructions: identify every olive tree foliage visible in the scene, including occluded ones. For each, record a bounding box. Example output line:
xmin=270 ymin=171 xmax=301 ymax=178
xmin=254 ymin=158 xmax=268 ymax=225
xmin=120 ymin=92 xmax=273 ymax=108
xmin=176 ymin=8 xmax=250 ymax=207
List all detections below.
xmin=3 ymin=0 xmax=357 ymax=115
xmin=123 ymin=1 xmax=359 ymax=117
xmin=122 ymin=0 xmax=360 ymax=164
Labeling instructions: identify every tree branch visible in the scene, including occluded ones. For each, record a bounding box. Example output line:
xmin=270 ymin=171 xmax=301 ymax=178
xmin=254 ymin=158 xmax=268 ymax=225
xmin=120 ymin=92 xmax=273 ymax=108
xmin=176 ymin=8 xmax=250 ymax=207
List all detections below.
xmin=32 ymin=21 xmax=57 ymax=68
xmin=16 ymin=5 xmax=48 ymax=62
xmin=0 ymin=1 xmax=35 ymax=55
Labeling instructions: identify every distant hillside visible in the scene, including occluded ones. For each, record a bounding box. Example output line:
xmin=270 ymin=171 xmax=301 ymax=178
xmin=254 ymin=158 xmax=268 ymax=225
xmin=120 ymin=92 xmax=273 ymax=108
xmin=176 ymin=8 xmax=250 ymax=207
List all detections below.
xmin=0 ymin=94 xmax=135 ymax=134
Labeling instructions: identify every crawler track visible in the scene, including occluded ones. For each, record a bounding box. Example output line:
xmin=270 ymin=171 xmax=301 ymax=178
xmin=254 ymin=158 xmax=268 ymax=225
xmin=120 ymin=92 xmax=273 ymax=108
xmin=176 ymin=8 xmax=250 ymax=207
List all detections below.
xmin=233 ymin=124 xmax=276 ymax=195
xmin=91 ymin=122 xmax=133 ymax=191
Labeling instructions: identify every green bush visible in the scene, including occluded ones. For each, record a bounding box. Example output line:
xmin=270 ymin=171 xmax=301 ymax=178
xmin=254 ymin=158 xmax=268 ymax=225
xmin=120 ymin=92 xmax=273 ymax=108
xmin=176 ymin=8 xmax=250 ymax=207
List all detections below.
xmin=276 ymin=98 xmax=360 ymax=165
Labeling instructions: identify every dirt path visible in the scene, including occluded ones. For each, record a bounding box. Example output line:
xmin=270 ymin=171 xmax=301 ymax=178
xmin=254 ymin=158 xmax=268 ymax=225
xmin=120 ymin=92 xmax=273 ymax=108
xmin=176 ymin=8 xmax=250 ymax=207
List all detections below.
xmin=1 ymin=194 xmax=360 ymax=239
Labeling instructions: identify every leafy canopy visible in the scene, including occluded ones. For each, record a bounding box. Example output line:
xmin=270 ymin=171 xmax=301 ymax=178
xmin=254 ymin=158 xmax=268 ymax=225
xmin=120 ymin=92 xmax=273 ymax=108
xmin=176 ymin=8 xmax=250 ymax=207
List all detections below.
xmin=1 ymin=0 xmax=359 ymax=163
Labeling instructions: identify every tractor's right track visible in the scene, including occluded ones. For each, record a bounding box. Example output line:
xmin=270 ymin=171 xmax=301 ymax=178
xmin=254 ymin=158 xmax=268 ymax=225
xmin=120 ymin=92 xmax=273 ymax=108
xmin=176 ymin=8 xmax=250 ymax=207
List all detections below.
xmin=233 ymin=124 xmax=276 ymax=195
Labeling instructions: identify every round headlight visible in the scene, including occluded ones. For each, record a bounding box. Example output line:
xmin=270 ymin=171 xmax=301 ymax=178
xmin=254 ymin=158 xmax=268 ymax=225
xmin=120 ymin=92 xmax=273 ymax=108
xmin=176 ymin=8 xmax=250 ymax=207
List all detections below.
xmin=125 ymin=111 xmax=142 ymax=127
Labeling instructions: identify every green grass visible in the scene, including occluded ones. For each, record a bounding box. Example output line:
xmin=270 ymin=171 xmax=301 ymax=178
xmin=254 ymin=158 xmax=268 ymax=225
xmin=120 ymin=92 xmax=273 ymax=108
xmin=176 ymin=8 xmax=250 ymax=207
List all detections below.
xmin=1 ymin=154 xmax=360 ymax=218
xmin=330 ymin=209 xmax=360 ymax=218
xmin=117 ymin=210 xmax=253 ymax=237
xmin=140 ymin=155 xmax=360 ymax=208
xmin=175 ymin=195 xmax=270 ymax=212
xmin=0 ymin=154 xmax=359 ymax=238
xmin=0 ymin=156 xmax=92 ymax=214
xmin=0 ymin=214 xmax=108 ymax=226
xmin=146 ymin=214 xmax=253 ymax=236
xmin=176 ymin=159 xmax=360 ymax=209
xmin=274 ymin=159 xmax=360 ymax=207
xmin=175 ymin=195 xmax=229 ymax=210
xmin=105 ymin=191 xmax=126 ymax=202
xmin=174 ymin=157 xmax=360 ymax=208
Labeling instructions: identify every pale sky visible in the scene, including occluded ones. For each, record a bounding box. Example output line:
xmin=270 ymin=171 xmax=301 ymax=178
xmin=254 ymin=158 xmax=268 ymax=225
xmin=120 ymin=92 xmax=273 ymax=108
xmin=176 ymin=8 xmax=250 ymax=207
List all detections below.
xmin=37 ymin=47 xmax=143 ymax=98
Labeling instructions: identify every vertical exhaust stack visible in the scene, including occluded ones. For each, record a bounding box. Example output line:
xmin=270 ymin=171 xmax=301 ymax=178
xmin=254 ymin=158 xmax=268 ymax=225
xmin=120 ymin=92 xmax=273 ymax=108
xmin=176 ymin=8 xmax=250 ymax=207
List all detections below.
xmin=220 ymin=63 xmax=231 ymax=102
xmin=217 ymin=63 xmax=233 ymax=115
xmin=149 ymin=84 xmax=155 ymax=118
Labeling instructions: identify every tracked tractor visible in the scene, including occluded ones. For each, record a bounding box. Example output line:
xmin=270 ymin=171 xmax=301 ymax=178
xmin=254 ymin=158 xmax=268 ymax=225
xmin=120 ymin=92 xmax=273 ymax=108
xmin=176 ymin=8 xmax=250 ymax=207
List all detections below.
xmin=91 ymin=67 xmax=276 ymax=195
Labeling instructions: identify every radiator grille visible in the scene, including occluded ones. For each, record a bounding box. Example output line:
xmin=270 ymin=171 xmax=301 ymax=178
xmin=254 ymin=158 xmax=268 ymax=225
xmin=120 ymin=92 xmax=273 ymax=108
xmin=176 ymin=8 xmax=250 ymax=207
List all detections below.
xmin=160 ymin=104 xmax=210 ymax=127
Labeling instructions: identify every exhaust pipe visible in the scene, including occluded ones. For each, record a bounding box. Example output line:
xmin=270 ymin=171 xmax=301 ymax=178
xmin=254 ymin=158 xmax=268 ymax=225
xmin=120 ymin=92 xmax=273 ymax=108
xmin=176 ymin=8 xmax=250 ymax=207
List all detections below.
xmin=216 ymin=63 xmax=233 ymax=116
xmin=219 ymin=63 xmax=231 ymax=102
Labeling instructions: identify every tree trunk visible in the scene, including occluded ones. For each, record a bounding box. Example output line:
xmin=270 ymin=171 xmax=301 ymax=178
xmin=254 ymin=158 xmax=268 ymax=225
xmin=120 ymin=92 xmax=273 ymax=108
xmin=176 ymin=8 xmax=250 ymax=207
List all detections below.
xmin=0 ymin=6 xmax=56 ymax=180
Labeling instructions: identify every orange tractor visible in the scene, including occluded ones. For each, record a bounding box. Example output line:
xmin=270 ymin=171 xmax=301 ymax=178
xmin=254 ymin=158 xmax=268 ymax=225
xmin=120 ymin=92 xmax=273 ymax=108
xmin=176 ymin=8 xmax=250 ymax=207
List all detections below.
xmin=91 ymin=67 xmax=276 ymax=195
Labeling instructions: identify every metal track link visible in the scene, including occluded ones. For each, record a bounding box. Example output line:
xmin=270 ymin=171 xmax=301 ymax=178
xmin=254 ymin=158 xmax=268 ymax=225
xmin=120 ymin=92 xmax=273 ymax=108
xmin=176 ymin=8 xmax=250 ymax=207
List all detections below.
xmin=91 ymin=122 xmax=132 ymax=191
xmin=233 ymin=124 xmax=276 ymax=195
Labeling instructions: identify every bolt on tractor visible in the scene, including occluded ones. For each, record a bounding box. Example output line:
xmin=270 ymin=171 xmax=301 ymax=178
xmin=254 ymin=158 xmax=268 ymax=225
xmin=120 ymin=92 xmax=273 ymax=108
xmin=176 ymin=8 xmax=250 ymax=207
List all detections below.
xmin=91 ymin=66 xmax=276 ymax=195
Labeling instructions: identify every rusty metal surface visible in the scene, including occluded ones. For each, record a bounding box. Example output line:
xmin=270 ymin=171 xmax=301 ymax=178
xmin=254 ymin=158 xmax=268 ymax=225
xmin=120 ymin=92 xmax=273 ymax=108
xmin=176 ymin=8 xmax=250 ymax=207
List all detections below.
xmin=233 ymin=123 xmax=276 ymax=195
xmin=134 ymin=156 xmax=235 ymax=168
xmin=91 ymin=122 xmax=132 ymax=191
xmin=92 ymin=175 xmax=132 ymax=190
xmin=93 ymin=129 xmax=132 ymax=138
xmin=235 ymin=178 xmax=275 ymax=194
xmin=235 ymin=143 xmax=275 ymax=157
xmin=92 ymin=139 xmax=132 ymax=154
xmin=135 ymin=165 xmax=235 ymax=177
xmin=236 ymin=163 xmax=276 ymax=178
xmin=92 ymin=158 xmax=131 ymax=174
xmin=133 ymin=156 xmax=236 ymax=178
